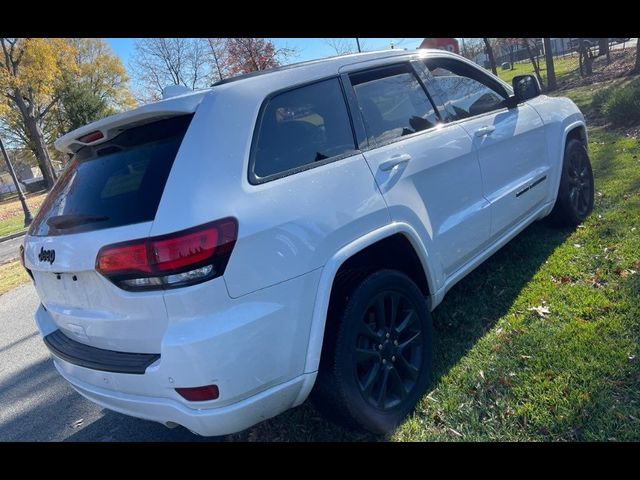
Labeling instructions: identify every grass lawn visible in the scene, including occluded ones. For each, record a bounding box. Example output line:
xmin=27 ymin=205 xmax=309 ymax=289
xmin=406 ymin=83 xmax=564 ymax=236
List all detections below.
xmin=0 ymin=261 xmax=29 ymax=297
xmin=394 ymin=129 xmax=640 ymax=441
xmin=498 ymin=55 xmax=581 ymax=86
xmin=0 ymin=192 xmax=46 ymax=238
xmin=0 ymin=216 xmax=26 ymax=237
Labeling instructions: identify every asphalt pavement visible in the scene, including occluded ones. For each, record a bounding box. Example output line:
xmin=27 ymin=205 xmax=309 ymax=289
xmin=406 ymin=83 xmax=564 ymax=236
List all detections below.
xmin=0 ymin=235 xmax=24 ymax=265
xmin=0 ymin=283 xmax=221 ymax=441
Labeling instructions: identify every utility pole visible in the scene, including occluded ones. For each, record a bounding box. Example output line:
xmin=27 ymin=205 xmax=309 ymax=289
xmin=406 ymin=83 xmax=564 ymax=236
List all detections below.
xmin=0 ymin=135 xmax=33 ymax=227
xmin=356 ymin=38 xmax=362 ymax=53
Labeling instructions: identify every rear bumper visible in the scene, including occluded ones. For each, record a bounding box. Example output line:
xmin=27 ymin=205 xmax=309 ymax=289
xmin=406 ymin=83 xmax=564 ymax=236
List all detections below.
xmin=34 ymin=268 xmax=322 ymax=436
xmin=54 ymin=360 xmax=313 ymax=436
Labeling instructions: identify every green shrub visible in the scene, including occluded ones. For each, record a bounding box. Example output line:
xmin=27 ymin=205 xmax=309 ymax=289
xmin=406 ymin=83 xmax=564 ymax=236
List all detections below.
xmin=591 ymin=88 xmax=611 ymax=112
xmin=602 ymin=79 xmax=640 ymax=126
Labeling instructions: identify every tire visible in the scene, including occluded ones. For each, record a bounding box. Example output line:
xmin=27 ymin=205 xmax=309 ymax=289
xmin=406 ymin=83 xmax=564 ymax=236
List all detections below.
xmin=312 ymin=269 xmax=433 ymax=435
xmin=547 ymin=138 xmax=594 ymax=227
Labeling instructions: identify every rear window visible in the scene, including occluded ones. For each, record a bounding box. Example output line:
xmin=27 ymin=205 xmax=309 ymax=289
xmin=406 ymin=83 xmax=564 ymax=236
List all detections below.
xmin=251 ymin=78 xmax=357 ymax=181
xmin=29 ymin=115 xmax=193 ymax=237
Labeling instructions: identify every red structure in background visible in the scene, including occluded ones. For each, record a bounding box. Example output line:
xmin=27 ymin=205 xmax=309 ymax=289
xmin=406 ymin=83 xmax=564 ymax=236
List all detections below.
xmin=419 ymin=38 xmax=459 ymax=54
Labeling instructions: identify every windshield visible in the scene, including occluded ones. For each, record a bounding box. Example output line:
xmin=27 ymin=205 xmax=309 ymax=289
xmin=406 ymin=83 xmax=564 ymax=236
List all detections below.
xmin=29 ymin=114 xmax=194 ymax=237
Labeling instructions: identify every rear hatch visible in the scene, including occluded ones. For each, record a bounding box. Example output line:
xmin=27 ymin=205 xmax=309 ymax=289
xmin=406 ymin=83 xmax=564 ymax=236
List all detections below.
xmin=24 ymin=115 xmax=194 ymax=354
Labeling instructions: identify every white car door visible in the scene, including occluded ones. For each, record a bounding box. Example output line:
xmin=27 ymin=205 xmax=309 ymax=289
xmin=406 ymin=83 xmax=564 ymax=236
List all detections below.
xmin=344 ymin=62 xmax=492 ymax=288
xmin=422 ymin=57 xmax=551 ymax=238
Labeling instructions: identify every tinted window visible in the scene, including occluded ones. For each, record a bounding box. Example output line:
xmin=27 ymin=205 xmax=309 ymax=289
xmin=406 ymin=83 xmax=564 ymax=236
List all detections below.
xmin=424 ymin=58 xmax=507 ymax=120
xmin=253 ymin=78 xmax=356 ymax=179
xmin=350 ymin=64 xmax=437 ymax=145
xmin=29 ymin=115 xmax=193 ymax=237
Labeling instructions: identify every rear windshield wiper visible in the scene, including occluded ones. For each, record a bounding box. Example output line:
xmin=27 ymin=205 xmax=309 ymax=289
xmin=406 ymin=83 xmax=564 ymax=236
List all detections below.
xmin=46 ymin=214 xmax=110 ymax=230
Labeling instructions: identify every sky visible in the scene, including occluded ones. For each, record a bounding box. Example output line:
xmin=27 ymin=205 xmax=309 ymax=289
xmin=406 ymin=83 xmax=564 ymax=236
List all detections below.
xmin=107 ymin=38 xmax=425 ymax=71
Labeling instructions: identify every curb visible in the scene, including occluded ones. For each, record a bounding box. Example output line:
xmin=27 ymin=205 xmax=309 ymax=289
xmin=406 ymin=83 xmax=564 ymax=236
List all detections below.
xmin=0 ymin=231 xmax=26 ymax=244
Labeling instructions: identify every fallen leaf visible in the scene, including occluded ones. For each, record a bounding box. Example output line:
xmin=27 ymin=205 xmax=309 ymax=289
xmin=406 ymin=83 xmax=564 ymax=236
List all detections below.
xmin=520 ymin=355 xmax=532 ymax=359
xmin=527 ymin=305 xmax=550 ymax=318
xmin=553 ymin=275 xmax=572 ymax=285
xmin=590 ymin=276 xmax=604 ymax=288
xmin=448 ymin=427 xmax=463 ymax=438
xmin=479 ymin=370 xmax=485 ymax=380
xmin=574 ymin=244 xmax=582 ymax=248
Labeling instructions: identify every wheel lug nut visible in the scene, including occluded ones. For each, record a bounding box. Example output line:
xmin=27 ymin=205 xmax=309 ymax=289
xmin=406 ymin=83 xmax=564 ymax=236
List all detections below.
xmin=378 ymin=344 xmax=383 ymax=350
xmin=391 ymin=356 xmax=396 ymax=362
xmin=394 ymin=340 xmax=398 ymax=346
xmin=386 ymin=333 xmax=390 ymax=339
xmin=382 ymin=359 xmax=387 ymax=364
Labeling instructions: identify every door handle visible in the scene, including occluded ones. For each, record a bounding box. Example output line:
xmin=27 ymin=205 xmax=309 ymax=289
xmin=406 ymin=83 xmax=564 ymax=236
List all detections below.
xmin=380 ymin=154 xmax=412 ymax=171
xmin=474 ymin=125 xmax=496 ymax=137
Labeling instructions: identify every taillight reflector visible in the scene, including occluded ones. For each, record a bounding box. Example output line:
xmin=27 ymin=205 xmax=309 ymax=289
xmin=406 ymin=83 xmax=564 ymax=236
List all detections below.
xmin=175 ymin=385 xmax=220 ymax=402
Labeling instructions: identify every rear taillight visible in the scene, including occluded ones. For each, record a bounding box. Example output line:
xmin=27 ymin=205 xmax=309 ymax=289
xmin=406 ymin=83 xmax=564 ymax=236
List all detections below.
xmin=96 ymin=218 xmax=237 ymax=291
xmin=19 ymin=245 xmax=34 ymax=281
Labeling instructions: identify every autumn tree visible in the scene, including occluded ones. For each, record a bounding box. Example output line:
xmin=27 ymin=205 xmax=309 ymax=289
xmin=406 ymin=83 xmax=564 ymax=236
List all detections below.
xmin=2 ymin=39 xmax=134 ymax=179
xmin=207 ymin=38 xmax=232 ymax=81
xmin=1 ymin=38 xmax=77 ymax=189
xmin=130 ymin=38 xmax=213 ymax=102
xmin=54 ymin=38 xmax=135 ymax=135
xmin=633 ymin=37 xmax=640 ymax=74
xmin=224 ymin=38 xmax=296 ymax=77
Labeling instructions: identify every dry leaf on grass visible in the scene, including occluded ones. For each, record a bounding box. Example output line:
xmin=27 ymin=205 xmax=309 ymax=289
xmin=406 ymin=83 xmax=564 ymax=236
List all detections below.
xmin=527 ymin=305 xmax=550 ymax=318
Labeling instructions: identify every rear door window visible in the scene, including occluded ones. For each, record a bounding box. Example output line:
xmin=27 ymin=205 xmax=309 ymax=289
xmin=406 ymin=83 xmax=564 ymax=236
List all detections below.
xmin=252 ymin=78 xmax=357 ymax=181
xmin=29 ymin=114 xmax=193 ymax=237
xmin=350 ymin=63 xmax=438 ymax=146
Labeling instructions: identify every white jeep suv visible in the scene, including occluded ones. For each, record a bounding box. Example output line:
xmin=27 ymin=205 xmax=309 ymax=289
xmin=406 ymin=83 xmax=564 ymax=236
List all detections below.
xmin=22 ymin=49 xmax=593 ymax=436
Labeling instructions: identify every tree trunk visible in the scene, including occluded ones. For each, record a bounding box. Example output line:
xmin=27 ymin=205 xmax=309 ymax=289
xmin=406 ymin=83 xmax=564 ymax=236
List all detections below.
xmin=598 ymin=38 xmax=610 ymax=62
xmin=483 ymin=38 xmax=497 ymax=75
xmin=13 ymin=91 xmax=57 ymax=189
xmin=634 ymin=37 xmax=640 ymax=74
xmin=543 ymin=38 xmax=557 ymax=91
xmin=579 ymin=41 xmax=593 ymax=76
xmin=523 ymin=40 xmax=544 ymax=87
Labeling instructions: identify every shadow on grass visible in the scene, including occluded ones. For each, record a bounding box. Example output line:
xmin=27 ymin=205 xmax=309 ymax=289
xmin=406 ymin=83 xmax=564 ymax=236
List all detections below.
xmin=429 ymin=221 xmax=573 ymax=383
xmin=226 ymin=221 xmax=573 ymax=442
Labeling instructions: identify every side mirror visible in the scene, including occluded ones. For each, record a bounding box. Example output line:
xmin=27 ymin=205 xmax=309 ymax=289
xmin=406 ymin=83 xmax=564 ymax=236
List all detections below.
xmin=512 ymin=74 xmax=541 ymax=103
